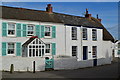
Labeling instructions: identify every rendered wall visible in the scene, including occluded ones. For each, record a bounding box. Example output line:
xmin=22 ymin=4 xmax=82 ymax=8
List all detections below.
xmin=1 ymin=56 xmax=45 ymax=71
xmin=54 ymin=57 xmax=112 ymax=70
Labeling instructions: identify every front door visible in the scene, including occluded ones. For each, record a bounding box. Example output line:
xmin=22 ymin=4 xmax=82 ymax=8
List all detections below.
xmin=83 ymin=46 xmax=88 ymax=60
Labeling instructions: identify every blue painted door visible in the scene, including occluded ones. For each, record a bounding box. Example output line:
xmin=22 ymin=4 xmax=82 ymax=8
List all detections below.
xmin=83 ymin=46 xmax=88 ymax=60
xmin=93 ymin=59 xmax=97 ymax=66
xmin=45 ymin=58 xmax=54 ymax=69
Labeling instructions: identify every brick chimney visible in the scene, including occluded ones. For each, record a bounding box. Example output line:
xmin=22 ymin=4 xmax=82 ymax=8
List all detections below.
xmin=97 ymin=14 xmax=102 ymax=22
xmin=46 ymin=4 xmax=53 ymax=13
xmin=85 ymin=8 xmax=91 ymax=19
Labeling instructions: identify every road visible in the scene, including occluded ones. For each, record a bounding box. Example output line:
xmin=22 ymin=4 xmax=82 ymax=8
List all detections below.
xmin=2 ymin=62 xmax=119 ymax=79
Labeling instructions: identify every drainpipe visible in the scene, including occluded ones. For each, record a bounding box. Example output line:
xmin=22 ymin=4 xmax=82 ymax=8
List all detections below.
xmin=81 ymin=26 xmax=83 ymax=60
xmin=65 ymin=25 xmax=66 ymax=56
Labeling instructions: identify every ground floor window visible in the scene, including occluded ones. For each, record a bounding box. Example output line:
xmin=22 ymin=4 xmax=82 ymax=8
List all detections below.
xmin=92 ymin=46 xmax=97 ymax=58
xmin=7 ymin=43 xmax=15 ymax=55
xmin=28 ymin=39 xmax=45 ymax=57
xmin=72 ymin=46 xmax=77 ymax=56
xmin=45 ymin=44 xmax=51 ymax=54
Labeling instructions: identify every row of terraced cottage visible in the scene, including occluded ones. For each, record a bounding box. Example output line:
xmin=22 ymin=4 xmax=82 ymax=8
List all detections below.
xmin=0 ymin=4 xmax=115 ymax=71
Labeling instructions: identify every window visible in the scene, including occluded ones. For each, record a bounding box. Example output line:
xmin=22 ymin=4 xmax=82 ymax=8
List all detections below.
xmin=45 ymin=44 xmax=51 ymax=53
xmin=28 ymin=39 xmax=45 ymax=57
xmin=82 ymin=28 xmax=87 ymax=40
xmin=72 ymin=46 xmax=77 ymax=56
xmin=72 ymin=27 xmax=77 ymax=40
xmin=7 ymin=43 xmax=15 ymax=55
xmin=45 ymin=26 xmax=51 ymax=37
xmin=27 ymin=25 xmax=34 ymax=36
xmin=92 ymin=29 xmax=97 ymax=41
xmin=8 ymin=23 xmax=15 ymax=36
xmin=118 ymin=43 xmax=120 ymax=48
xmin=92 ymin=46 xmax=97 ymax=58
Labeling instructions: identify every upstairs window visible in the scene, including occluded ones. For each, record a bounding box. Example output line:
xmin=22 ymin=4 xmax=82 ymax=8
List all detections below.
xmin=8 ymin=43 xmax=15 ymax=55
xmin=8 ymin=23 xmax=15 ymax=36
xmin=118 ymin=42 xmax=120 ymax=48
xmin=92 ymin=29 xmax=97 ymax=41
xmin=45 ymin=44 xmax=51 ymax=54
xmin=82 ymin=28 xmax=87 ymax=40
xmin=27 ymin=25 xmax=34 ymax=36
xmin=92 ymin=46 xmax=97 ymax=58
xmin=72 ymin=46 xmax=77 ymax=56
xmin=72 ymin=27 xmax=77 ymax=40
xmin=45 ymin=26 xmax=51 ymax=37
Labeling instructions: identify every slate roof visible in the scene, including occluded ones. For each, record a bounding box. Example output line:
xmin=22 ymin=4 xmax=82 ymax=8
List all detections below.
xmin=0 ymin=6 xmax=114 ymax=42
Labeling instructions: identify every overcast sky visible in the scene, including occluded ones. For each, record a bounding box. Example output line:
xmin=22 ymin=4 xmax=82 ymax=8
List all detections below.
xmin=1 ymin=2 xmax=118 ymax=39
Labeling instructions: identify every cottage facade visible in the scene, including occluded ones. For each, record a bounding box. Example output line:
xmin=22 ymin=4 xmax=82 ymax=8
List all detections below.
xmin=0 ymin=4 xmax=114 ymax=71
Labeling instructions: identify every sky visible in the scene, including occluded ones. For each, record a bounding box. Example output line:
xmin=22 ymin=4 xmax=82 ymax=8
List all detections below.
xmin=1 ymin=2 xmax=118 ymax=39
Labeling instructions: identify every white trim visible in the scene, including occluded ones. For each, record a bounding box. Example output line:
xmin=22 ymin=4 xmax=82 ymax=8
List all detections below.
xmin=7 ymin=22 xmax=16 ymax=37
xmin=7 ymin=42 xmax=16 ymax=56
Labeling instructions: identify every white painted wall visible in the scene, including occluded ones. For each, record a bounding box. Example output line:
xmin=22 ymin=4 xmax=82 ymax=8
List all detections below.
xmin=0 ymin=56 xmax=45 ymax=71
xmin=1 ymin=19 xmax=65 ymax=58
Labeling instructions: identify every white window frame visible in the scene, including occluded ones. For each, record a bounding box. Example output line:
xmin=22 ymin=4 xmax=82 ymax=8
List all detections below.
xmin=72 ymin=27 xmax=77 ymax=40
xmin=28 ymin=38 xmax=45 ymax=57
xmin=45 ymin=43 xmax=51 ymax=54
xmin=7 ymin=42 xmax=15 ymax=56
xmin=72 ymin=46 xmax=77 ymax=57
xmin=27 ymin=24 xmax=35 ymax=37
xmin=7 ymin=23 xmax=16 ymax=37
xmin=82 ymin=28 xmax=87 ymax=40
xmin=92 ymin=29 xmax=97 ymax=41
xmin=44 ymin=25 xmax=52 ymax=38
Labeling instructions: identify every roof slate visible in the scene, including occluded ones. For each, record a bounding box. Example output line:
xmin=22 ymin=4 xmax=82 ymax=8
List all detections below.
xmin=0 ymin=6 xmax=114 ymax=42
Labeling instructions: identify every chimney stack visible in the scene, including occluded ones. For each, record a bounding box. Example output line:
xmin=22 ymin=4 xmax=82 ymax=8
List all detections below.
xmin=85 ymin=8 xmax=92 ymax=19
xmin=97 ymin=14 xmax=102 ymax=22
xmin=46 ymin=4 xmax=53 ymax=13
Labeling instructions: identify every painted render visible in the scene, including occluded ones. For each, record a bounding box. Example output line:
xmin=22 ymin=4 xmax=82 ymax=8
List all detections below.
xmin=0 ymin=5 xmax=114 ymax=71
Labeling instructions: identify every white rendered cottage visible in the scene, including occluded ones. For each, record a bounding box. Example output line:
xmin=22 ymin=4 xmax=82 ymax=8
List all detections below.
xmin=0 ymin=4 xmax=114 ymax=71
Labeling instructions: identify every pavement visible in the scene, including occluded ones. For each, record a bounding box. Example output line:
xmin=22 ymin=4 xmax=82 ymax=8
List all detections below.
xmin=1 ymin=62 xmax=120 ymax=79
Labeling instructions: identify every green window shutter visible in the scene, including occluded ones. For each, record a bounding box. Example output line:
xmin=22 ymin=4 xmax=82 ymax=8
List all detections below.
xmin=16 ymin=23 xmax=22 ymax=37
xmin=52 ymin=43 xmax=56 ymax=55
xmin=35 ymin=25 xmax=40 ymax=38
xmin=22 ymin=24 xmax=27 ymax=37
xmin=2 ymin=22 xmax=7 ymax=37
xmin=16 ymin=42 xmax=21 ymax=56
xmin=41 ymin=25 xmax=44 ymax=38
xmin=118 ymin=50 xmax=120 ymax=55
xmin=2 ymin=42 xmax=7 ymax=56
xmin=52 ymin=26 xmax=56 ymax=38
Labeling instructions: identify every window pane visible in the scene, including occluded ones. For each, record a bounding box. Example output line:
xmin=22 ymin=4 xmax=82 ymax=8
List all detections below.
xmin=29 ymin=49 xmax=32 ymax=57
xmin=33 ymin=49 xmax=35 ymax=57
xmin=39 ymin=49 xmax=41 ymax=56
xmin=72 ymin=46 xmax=77 ymax=56
xmin=36 ymin=49 xmax=38 ymax=56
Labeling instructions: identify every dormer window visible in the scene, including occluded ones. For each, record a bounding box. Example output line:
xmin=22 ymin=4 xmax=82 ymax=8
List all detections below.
xmin=92 ymin=29 xmax=97 ymax=41
xmin=8 ymin=23 xmax=15 ymax=36
xmin=27 ymin=25 xmax=34 ymax=37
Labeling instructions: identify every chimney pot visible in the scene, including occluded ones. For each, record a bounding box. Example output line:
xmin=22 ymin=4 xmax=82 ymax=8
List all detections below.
xmin=85 ymin=8 xmax=91 ymax=19
xmin=46 ymin=4 xmax=53 ymax=13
